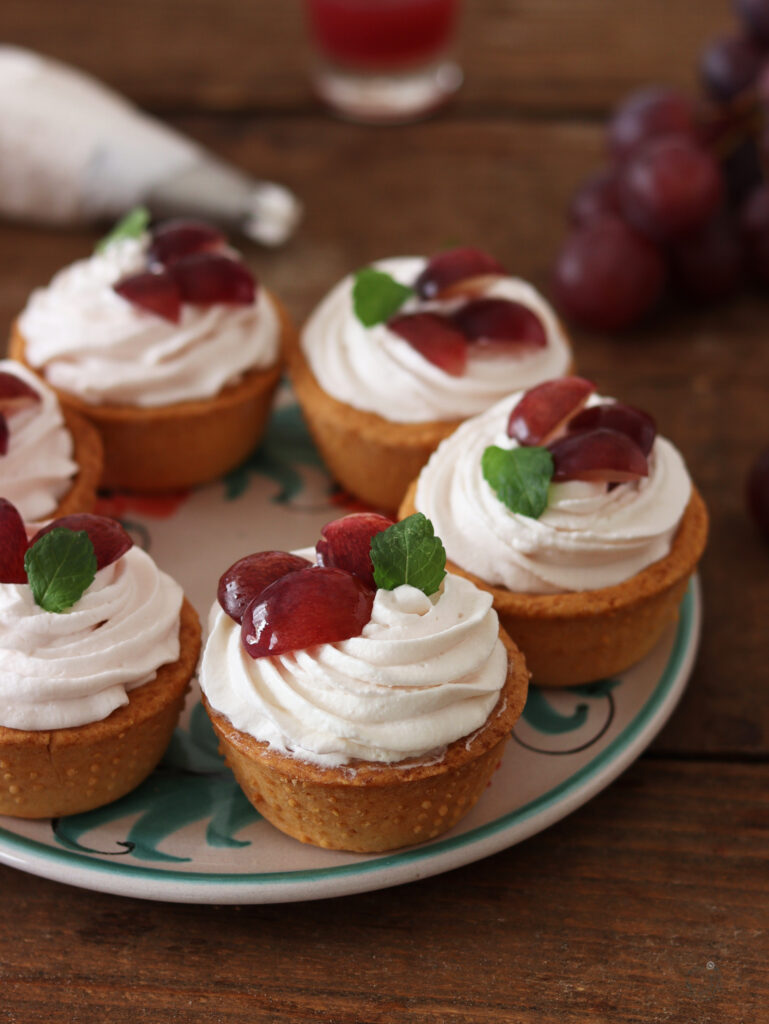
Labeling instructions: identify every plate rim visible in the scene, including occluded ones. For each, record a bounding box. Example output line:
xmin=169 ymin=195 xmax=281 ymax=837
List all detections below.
xmin=0 ymin=578 xmax=701 ymax=904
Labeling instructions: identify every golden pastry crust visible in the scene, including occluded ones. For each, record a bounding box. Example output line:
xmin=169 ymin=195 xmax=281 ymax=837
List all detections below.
xmin=10 ymin=295 xmax=293 ymax=492
xmin=203 ymin=628 xmax=529 ymax=853
xmin=284 ymin=323 xmax=462 ymax=512
xmin=52 ymin=407 xmax=104 ymax=516
xmin=0 ymin=597 xmax=201 ymax=819
xmin=399 ymin=482 xmax=708 ymax=688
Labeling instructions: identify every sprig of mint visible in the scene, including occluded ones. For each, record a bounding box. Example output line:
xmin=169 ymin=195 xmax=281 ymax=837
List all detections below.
xmin=482 ymin=445 xmax=554 ymax=519
xmin=24 ymin=529 xmax=97 ymax=613
xmin=95 ymin=206 xmax=151 ymax=253
xmin=370 ymin=513 xmax=446 ymax=596
xmin=352 ymin=267 xmax=414 ymax=327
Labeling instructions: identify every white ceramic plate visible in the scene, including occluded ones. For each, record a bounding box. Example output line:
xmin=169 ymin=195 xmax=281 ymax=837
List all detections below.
xmin=0 ymin=399 xmax=702 ymax=903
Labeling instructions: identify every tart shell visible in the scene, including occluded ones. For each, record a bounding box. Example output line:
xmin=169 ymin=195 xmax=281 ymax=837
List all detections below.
xmin=0 ymin=597 xmax=201 ymax=819
xmin=10 ymin=296 xmax=294 ymax=493
xmin=284 ymin=324 xmax=464 ymax=512
xmin=53 ymin=407 xmax=104 ymax=516
xmin=399 ymin=482 xmax=709 ymax=688
xmin=203 ymin=629 xmax=529 ymax=853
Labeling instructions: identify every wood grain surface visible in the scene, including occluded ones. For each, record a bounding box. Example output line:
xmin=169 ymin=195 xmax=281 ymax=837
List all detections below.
xmin=0 ymin=1 xmax=768 ymax=1021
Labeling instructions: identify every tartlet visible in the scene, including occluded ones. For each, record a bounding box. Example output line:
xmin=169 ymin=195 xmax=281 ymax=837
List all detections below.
xmin=199 ymin=513 xmax=529 ymax=852
xmin=0 ymin=507 xmax=201 ymax=818
xmin=0 ymin=359 xmax=102 ymax=519
xmin=12 ymin=219 xmax=291 ymax=492
xmin=290 ymin=249 xmax=573 ymax=511
xmin=400 ymin=380 xmax=709 ymax=687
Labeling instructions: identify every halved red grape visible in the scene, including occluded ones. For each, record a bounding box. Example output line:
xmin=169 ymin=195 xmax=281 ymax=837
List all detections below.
xmin=507 ymin=377 xmax=595 ymax=446
xmin=0 ymin=414 xmax=8 ymax=456
xmin=169 ymin=253 xmax=256 ymax=306
xmin=608 ymin=87 xmax=697 ymax=162
xmin=148 ymin=220 xmax=226 ymax=267
xmin=0 ymin=498 xmax=28 ymax=583
xmin=316 ymin=513 xmax=394 ymax=590
xmin=618 ymin=137 xmax=723 ymax=241
xmin=548 ymin=428 xmax=648 ymax=483
xmin=31 ymin=514 xmax=133 ymax=571
xmin=670 ymin=215 xmax=743 ymax=302
xmin=415 ymin=247 xmax=508 ymax=299
xmin=700 ymin=33 xmax=764 ymax=102
xmin=567 ymin=402 xmax=657 ymax=456
xmin=552 ymin=217 xmax=666 ymax=331
xmin=114 ymin=270 xmax=181 ymax=323
xmin=241 ymin=567 xmax=374 ymax=659
xmin=218 ymin=551 xmax=312 ymax=624
xmin=740 ymin=183 xmax=769 ymax=284
xmin=388 ymin=312 xmax=468 ymax=376
xmin=747 ymin=445 xmax=769 ymax=539
xmin=0 ymin=371 xmax=41 ymax=415
xmin=452 ymin=299 xmax=547 ymax=350
xmin=569 ymin=168 xmax=621 ymax=227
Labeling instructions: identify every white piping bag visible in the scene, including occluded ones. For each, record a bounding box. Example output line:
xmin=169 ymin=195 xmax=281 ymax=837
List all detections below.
xmin=0 ymin=46 xmax=302 ymax=245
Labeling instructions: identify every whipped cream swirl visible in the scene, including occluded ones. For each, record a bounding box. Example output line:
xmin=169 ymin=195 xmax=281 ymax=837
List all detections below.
xmin=18 ymin=236 xmax=281 ymax=407
xmin=200 ymin=573 xmax=507 ymax=767
xmin=415 ymin=392 xmax=693 ymax=593
xmin=0 ymin=546 xmax=183 ymax=730
xmin=300 ymin=257 xmax=572 ymax=423
xmin=0 ymin=360 xmax=77 ymax=521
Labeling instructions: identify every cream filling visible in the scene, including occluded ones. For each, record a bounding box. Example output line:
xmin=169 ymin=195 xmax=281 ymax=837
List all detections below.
xmin=0 ymin=546 xmax=183 ymax=730
xmin=300 ymin=257 xmax=572 ymax=423
xmin=18 ymin=236 xmax=280 ymax=407
xmin=200 ymin=573 xmax=507 ymax=767
xmin=415 ymin=392 xmax=692 ymax=593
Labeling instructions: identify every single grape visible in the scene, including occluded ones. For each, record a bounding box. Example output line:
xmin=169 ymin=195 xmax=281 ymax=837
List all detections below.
xmin=170 ymin=253 xmax=256 ymax=306
xmin=0 ymin=498 xmax=28 ymax=584
xmin=747 ymin=446 xmax=769 ymax=539
xmin=507 ymin=377 xmax=595 ymax=446
xmin=241 ymin=567 xmax=374 ymax=659
xmin=619 ymin=136 xmax=724 ymax=241
xmin=740 ymin=183 xmax=769 ymax=283
xmin=548 ymin=428 xmax=649 ymax=483
xmin=31 ymin=515 xmax=133 ymax=571
xmin=700 ymin=33 xmax=764 ymax=102
xmin=0 ymin=415 xmax=7 ymax=457
xmin=670 ymin=215 xmax=743 ymax=302
xmin=608 ymin=86 xmax=697 ymax=162
xmin=217 ymin=551 xmax=312 ymax=623
xmin=735 ymin=0 xmax=769 ymax=44
xmin=388 ymin=312 xmax=468 ymax=376
xmin=452 ymin=299 xmax=546 ymax=350
xmin=415 ymin=247 xmax=507 ymax=299
xmin=0 ymin=371 xmax=41 ymax=415
xmin=149 ymin=220 xmax=226 ymax=267
xmin=569 ymin=168 xmax=621 ymax=227
xmin=316 ymin=514 xmax=394 ymax=591
xmin=551 ymin=217 xmax=666 ymax=331
xmin=567 ymin=403 xmax=657 ymax=456
xmin=114 ymin=270 xmax=182 ymax=323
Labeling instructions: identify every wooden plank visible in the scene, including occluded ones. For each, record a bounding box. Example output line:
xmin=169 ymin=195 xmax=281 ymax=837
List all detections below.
xmin=1 ymin=0 xmax=733 ymax=114
xmin=1 ymin=760 xmax=767 ymax=1022
xmin=2 ymin=113 xmax=768 ymax=757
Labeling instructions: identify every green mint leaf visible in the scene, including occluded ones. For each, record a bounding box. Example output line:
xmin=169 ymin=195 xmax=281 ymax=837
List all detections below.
xmin=24 ymin=529 xmax=97 ymax=613
xmin=370 ymin=513 xmax=446 ymax=596
xmin=352 ymin=267 xmax=414 ymax=327
xmin=95 ymin=206 xmax=151 ymax=253
xmin=481 ymin=445 xmax=554 ymax=519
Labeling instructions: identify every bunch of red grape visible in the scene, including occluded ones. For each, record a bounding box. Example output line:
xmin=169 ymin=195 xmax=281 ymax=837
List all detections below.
xmin=552 ymin=0 xmax=769 ymax=331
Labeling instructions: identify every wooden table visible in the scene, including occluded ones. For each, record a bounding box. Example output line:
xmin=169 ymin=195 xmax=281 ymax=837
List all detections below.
xmin=2 ymin=2 xmax=768 ymax=1021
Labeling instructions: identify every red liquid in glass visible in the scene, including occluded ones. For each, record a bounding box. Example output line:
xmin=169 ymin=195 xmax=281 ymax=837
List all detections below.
xmin=306 ymin=0 xmax=458 ymax=69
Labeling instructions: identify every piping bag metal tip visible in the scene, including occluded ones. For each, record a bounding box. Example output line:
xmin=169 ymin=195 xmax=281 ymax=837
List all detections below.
xmin=146 ymin=158 xmax=303 ymax=247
